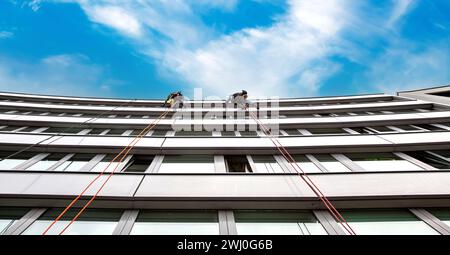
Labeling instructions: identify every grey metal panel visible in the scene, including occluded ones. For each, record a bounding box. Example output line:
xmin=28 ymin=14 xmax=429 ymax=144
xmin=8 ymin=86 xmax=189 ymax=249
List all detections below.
xmin=19 ymin=173 xmax=144 ymax=197
xmin=410 ymin=209 xmax=450 ymax=235
xmin=134 ymin=172 xmax=450 ymax=199
xmin=4 ymin=208 xmax=46 ymax=235
xmin=0 ymin=173 xmax=41 ymax=194
xmin=225 ymin=210 xmax=237 ymax=235
xmin=305 ymin=154 xmax=328 ymax=173
xmin=246 ymin=155 xmax=257 ymax=173
xmin=274 ymin=155 xmax=294 ymax=173
xmin=218 ymin=210 xmax=229 ymax=235
xmin=113 ymin=210 xmax=139 ymax=235
xmin=313 ymin=210 xmax=346 ymax=235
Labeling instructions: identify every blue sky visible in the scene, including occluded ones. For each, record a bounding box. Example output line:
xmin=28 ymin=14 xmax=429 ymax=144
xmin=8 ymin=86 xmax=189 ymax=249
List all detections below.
xmin=0 ymin=0 xmax=449 ymax=99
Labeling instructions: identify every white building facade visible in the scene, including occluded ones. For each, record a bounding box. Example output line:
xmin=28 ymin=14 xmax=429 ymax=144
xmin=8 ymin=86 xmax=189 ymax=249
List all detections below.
xmin=0 ymin=87 xmax=450 ymax=235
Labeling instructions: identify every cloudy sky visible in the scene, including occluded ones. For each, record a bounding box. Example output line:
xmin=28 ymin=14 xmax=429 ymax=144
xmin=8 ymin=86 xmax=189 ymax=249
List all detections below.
xmin=0 ymin=0 xmax=449 ymax=99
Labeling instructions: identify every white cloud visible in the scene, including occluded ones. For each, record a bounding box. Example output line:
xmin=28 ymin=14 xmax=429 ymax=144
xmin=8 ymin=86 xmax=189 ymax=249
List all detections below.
xmin=386 ymin=0 xmax=415 ymax=28
xmin=0 ymin=31 xmax=14 ymax=39
xmin=84 ymin=5 xmax=143 ymax=38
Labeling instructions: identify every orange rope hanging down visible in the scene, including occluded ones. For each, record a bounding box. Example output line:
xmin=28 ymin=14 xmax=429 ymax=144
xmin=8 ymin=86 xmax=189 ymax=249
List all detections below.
xmin=42 ymin=109 xmax=170 ymax=235
xmin=245 ymin=107 xmax=356 ymax=235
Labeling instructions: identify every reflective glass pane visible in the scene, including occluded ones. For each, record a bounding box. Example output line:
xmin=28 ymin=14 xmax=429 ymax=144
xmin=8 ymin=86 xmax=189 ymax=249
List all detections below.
xmin=158 ymin=155 xmax=215 ymax=173
xmin=252 ymin=156 xmax=284 ymax=173
xmin=130 ymin=211 xmax=219 ymax=235
xmin=22 ymin=208 xmax=122 ymax=235
xmin=427 ymin=208 xmax=450 ymax=228
xmin=346 ymin=153 xmax=423 ymax=171
xmin=235 ymin=210 xmax=327 ymax=235
xmin=0 ymin=207 xmax=30 ymax=234
xmin=340 ymin=209 xmax=439 ymax=235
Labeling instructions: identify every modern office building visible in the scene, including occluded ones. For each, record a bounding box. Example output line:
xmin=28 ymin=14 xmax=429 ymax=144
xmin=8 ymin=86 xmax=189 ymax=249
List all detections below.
xmin=0 ymin=86 xmax=449 ymax=235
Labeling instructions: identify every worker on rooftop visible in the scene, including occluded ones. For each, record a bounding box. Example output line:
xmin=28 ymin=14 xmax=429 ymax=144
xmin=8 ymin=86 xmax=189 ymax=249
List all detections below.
xmin=226 ymin=90 xmax=254 ymax=109
xmin=162 ymin=91 xmax=184 ymax=108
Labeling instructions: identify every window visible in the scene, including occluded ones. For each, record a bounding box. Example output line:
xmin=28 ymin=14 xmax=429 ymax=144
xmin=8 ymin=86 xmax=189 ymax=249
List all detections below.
xmin=234 ymin=210 xmax=327 ymax=235
xmin=91 ymin=155 xmax=122 ymax=172
xmin=292 ymin=155 xmax=322 ymax=173
xmin=175 ymin=131 xmax=212 ymax=137
xmin=427 ymin=208 xmax=450 ymax=228
xmin=0 ymin=207 xmax=30 ymax=235
xmin=26 ymin=153 xmax=67 ymax=171
xmin=158 ymin=155 xmax=215 ymax=173
xmin=130 ymin=210 xmax=219 ymax=235
xmin=312 ymin=154 xmax=351 ymax=172
xmin=0 ymin=151 xmax=37 ymax=170
xmin=151 ymin=130 xmax=167 ymax=137
xmin=43 ymin=127 xmax=84 ymax=134
xmin=105 ymin=129 xmax=127 ymax=136
xmin=123 ymin=155 xmax=154 ymax=173
xmin=338 ymin=209 xmax=438 ymax=235
xmin=348 ymin=127 xmax=374 ymax=134
xmin=88 ymin=128 xmax=107 ymax=135
xmin=404 ymin=151 xmax=450 ymax=170
xmin=225 ymin=155 xmax=252 ymax=173
xmin=0 ymin=126 xmax=23 ymax=132
xmin=414 ymin=124 xmax=446 ymax=131
xmin=239 ymin=131 xmax=258 ymax=137
xmin=427 ymin=150 xmax=450 ymax=161
xmin=367 ymin=126 xmax=395 ymax=133
xmin=393 ymin=125 xmax=423 ymax=132
xmin=284 ymin=129 xmax=302 ymax=136
xmin=252 ymin=156 xmax=284 ymax=173
xmin=307 ymin=128 xmax=348 ymax=135
xmin=53 ymin=154 xmax=94 ymax=172
xmin=345 ymin=153 xmax=423 ymax=171
xmin=221 ymin=131 xmax=236 ymax=137
xmin=22 ymin=208 xmax=122 ymax=235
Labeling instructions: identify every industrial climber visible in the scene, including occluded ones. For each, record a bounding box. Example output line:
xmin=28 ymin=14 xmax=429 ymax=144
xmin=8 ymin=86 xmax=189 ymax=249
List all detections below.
xmin=162 ymin=91 xmax=184 ymax=108
xmin=226 ymin=90 xmax=253 ymax=109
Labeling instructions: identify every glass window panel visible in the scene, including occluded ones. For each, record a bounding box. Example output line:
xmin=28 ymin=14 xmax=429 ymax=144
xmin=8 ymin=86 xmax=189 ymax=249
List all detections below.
xmin=394 ymin=125 xmax=422 ymax=131
xmin=414 ymin=124 xmax=445 ymax=131
xmin=307 ymin=128 xmax=348 ymax=135
xmin=88 ymin=129 xmax=107 ymax=135
xmin=252 ymin=155 xmax=284 ymax=173
xmin=123 ymin=155 xmax=154 ymax=173
xmin=0 ymin=151 xmax=37 ymax=170
xmin=284 ymin=129 xmax=302 ymax=136
xmin=404 ymin=151 xmax=450 ymax=170
xmin=151 ymin=130 xmax=167 ymax=137
xmin=0 ymin=207 xmax=30 ymax=235
xmin=43 ymin=127 xmax=84 ymax=134
xmin=22 ymin=208 xmax=122 ymax=235
xmin=0 ymin=126 xmax=23 ymax=132
xmin=235 ymin=210 xmax=327 ymax=235
xmin=239 ymin=131 xmax=258 ymax=137
xmin=427 ymin=208 xmax=450 ymax=228
xmin=312 ymin=154 xmax=350 ymax=172
xmin=158 ymin=155 xmax=215 ymax=173
xmin=292 ymin=155 xmax=322 ymax=173
xmin=54 ymin=154 xmax=94 ymax=172
xmin=346 ymin=153 xmax=422 ymax=171
xmin=225 ymin=156 xmax=252 ymax=173
xmin=175 ymin=131 xmax=212 ymax=137
xmin=340 ymin=209 xmax=439 ymax=235
xmin=130 ymin=210 xmax=219 ymax=235
xmin=26 ymin=153 xmax=67 ymax=171
xmin=221 ymin=131 xmax=236 ymax=137
xmin=91 ymin=155 xmax=121 ymax=172
xmin=368 ymin=126 xmax=395 ymax=133
xmin=105 ymin=129 xmax=127 ymax=135
xmin=428 ymin=150 xmax=450 ymax=161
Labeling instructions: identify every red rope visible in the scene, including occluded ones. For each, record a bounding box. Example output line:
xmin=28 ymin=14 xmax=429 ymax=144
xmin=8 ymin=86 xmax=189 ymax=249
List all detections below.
xmin=42 ymin=109 xmax=170 ymax=235
xmin=246 ymin=108 xmax=356 ymax=235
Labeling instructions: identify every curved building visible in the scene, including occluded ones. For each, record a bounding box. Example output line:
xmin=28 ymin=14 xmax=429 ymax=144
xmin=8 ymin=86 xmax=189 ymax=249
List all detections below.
xmin=0 ymin=87 xmax=450 ymax=235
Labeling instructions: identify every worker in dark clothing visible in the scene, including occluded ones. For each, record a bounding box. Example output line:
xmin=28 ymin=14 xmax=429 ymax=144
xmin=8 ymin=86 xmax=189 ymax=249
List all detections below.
xmin=162 ymin=91 xmax=184 ymax=108
xmin=226 ymin=90 xmax=254 ymax=109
